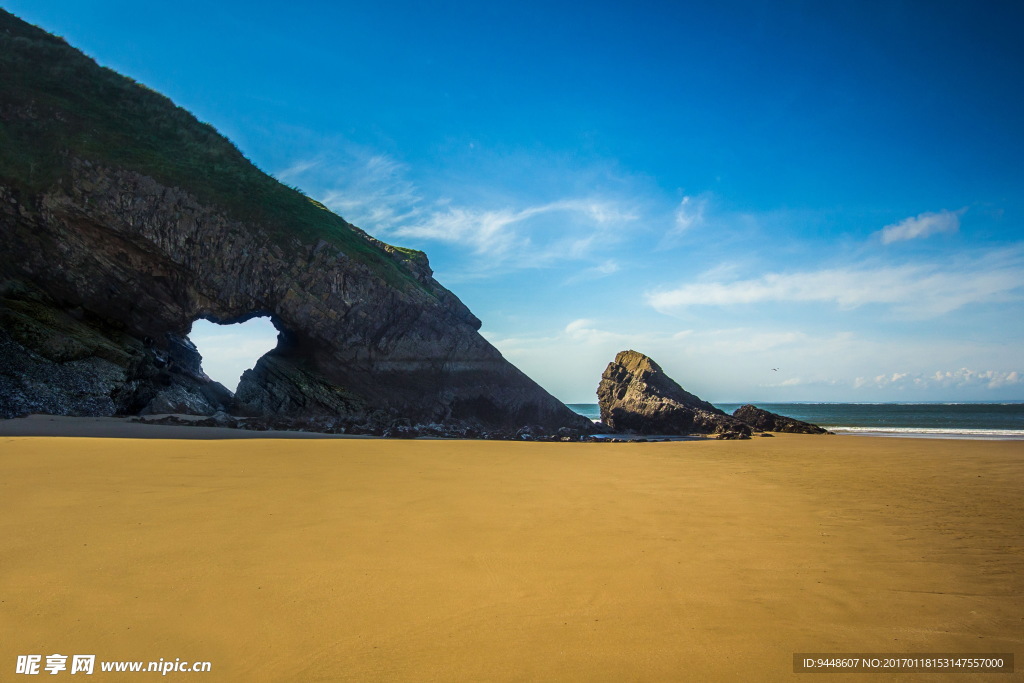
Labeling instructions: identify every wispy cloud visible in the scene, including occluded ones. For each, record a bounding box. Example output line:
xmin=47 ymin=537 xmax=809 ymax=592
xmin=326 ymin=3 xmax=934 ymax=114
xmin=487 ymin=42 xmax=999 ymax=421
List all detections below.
xmin=277 ymin=148 xmax=423 ymax=232
xmin=561 ymin=318 xmax=638 ymax=346
xmin=646 ymin=246 xmax=1024 ymax=317
xmin=876 ymin=208 xmax=965 ymax=244
xmin=321 ymin=155 xmax=423 ymax=231
xmin=564 ymin=259 xmax=621 ymax=284
xmin=655 ymin=193 xmax=714 ymax=250
xmin=672 ymin=195 xmax=708 ymax=234
xmin=277 ymin=147 xmax=643 ymax=275
xmin=275 ymin=158 xmax=321 ymax=182
xmin=393 ymin=199 xmax=634 ymax=259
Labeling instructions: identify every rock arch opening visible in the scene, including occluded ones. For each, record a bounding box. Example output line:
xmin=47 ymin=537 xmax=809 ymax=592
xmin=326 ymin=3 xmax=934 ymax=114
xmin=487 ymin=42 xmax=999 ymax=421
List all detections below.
xmin=187 ymin=316 xmax=280 ymax=393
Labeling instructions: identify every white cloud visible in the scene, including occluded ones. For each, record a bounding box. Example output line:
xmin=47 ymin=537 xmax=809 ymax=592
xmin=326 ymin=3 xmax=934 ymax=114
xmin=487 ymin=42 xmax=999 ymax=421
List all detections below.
xmin=394 ymin=205 xmax=524 ymax=256
xmin=646 ymin=247 xmax=1024 ymax=317
xmin=320 ymin=154 xmax=423 ymax=231
xmin=876 ymin=209 xmax=964 ymax=244
xmin=277 ymin=149 xmax=423 ymax=232
xmin=672 ymin=195 xmax=708 ymax=234
xmin=393 ymin=198 xmax=635 ymax=261
xmin=277 ymin=147 xmax=641 ymax=275
xmin=656 ymin=194 xmax=716 ymax=250
xmin=564 ymin=318 xmax=596 ymax=336
xmin=930 ymin=368 xmax=1023 ymax=389
xmin=854 ymin=368 xmax=1023 ymax=390
xmin=275 ymin=158 xmax=321 ymax=182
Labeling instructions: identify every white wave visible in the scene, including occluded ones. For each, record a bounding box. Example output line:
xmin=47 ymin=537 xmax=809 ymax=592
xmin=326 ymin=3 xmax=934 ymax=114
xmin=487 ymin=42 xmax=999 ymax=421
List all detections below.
xmin=827 ymin=426 xmax=1024 ymax=440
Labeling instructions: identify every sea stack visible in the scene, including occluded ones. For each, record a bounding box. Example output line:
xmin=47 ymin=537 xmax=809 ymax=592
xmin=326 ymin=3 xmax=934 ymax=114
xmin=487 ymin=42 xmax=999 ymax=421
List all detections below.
xmin=597 ymin=350 xmax=751 ymax=436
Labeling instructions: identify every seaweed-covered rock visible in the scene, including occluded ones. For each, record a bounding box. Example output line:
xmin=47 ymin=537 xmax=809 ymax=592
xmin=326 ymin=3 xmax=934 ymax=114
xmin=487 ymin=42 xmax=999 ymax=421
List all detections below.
xmin=732 ymin=404 xmax=830 ymax=434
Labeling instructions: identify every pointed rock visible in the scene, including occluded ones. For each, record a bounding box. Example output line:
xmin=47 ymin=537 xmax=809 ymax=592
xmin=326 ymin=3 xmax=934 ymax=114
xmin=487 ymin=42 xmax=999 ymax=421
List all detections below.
xmin=597 ymin=350 xmax=751 ymax=435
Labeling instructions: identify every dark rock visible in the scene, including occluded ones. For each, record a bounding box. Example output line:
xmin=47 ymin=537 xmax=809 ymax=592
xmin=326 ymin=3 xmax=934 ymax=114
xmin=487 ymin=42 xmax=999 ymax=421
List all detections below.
xmin=597 ymin=350 xmax=752 ymax=436
xmin=0 ymin=326 xmax=128 ymax=418
xmin=732 ymin=404 xmax=830 ymax=434
xmin=209 ymin=410 xmax=237 ymax=428
xmin=715 ymin=431 xmax=751 ymax=440
xmin=514 ymin=424 xmax=546 ymax=441
xmin=142 ymin=384 xmax=220 ymax=416
xmin=382 ymin=424 xmax=419 ymax=439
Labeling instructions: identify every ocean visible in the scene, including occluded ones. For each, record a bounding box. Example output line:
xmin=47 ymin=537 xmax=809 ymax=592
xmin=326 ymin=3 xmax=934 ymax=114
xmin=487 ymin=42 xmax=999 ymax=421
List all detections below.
xmin=566 ymin=402 xmax=1024 ymax=440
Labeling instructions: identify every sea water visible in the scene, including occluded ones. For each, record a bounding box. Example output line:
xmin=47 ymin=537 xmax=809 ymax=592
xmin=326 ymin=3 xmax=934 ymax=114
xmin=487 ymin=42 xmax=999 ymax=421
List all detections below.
xmin=566 ymin=402 xmax=1024 ymax=440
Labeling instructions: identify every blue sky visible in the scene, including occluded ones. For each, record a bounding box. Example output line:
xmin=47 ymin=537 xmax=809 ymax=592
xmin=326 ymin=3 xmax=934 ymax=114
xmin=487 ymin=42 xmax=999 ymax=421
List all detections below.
xmin=7 ymin=0 xmax=1023 ymax=402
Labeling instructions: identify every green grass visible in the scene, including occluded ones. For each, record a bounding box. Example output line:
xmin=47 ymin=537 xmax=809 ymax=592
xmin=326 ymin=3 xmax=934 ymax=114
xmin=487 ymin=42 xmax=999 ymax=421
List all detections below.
xmin=0 ymin=10 xmax=428 ymax=292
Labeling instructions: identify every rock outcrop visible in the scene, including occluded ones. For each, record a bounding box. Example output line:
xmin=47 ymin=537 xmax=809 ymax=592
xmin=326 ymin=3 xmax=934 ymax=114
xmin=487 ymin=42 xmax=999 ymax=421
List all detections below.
xmin=597 ymin=350 xmax=751 ymax=436
xmin=0 ymin=11 xmax=590 ymax=432
xmin=732 ymin=404 xmax=830 ymax=434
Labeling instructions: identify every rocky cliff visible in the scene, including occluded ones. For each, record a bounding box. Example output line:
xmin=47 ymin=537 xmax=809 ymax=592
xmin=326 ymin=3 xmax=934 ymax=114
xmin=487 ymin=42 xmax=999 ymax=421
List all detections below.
xmin=0 ymin=10 xmax=590 ymax=431
xmin=597 ymin=350 xmax=751 ymax=436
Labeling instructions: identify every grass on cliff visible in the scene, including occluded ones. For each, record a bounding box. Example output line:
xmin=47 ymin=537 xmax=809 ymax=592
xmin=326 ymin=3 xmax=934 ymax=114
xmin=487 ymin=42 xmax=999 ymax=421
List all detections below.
xmin=0 ymin=10 xmax=428 ymax=291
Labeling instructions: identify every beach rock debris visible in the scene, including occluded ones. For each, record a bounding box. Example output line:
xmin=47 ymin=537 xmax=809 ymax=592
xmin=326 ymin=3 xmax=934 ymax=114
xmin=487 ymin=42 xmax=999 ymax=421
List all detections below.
xmin=128 ymin=413 xmax=593 ymax=441
xmin=597 ymin=350 xmax=752 ymax=436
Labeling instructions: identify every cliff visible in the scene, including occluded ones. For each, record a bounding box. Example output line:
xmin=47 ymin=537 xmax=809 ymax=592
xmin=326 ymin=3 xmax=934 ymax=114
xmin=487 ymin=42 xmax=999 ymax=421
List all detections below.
xmin=0 ymin=10 xmax=590 ymax=431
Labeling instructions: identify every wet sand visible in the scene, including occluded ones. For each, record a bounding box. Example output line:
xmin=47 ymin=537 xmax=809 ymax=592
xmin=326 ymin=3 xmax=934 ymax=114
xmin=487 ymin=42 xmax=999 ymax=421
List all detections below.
xmin=0 ymin=414 xmax=357 ymax=439
xmin=1 ymin=432 xmax=1021 ymax=681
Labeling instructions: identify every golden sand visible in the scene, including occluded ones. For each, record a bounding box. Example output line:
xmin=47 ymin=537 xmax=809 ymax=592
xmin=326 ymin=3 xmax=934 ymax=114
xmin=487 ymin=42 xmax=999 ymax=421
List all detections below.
xmin=1 ymin=434 xmax=1021 ymax=681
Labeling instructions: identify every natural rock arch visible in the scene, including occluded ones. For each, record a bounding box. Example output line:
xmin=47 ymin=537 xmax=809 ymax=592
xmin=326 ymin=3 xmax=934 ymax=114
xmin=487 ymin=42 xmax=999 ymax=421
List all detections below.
xmin=0 ymin=11 xmax=588 ymax=431
xmin=1 ymin=163 xmax=585 ymax=429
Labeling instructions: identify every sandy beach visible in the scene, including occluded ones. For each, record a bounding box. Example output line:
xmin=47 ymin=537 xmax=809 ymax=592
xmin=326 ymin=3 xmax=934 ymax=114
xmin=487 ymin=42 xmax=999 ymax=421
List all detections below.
xmin=1 ymin=428 xmax=1021 ymax=681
